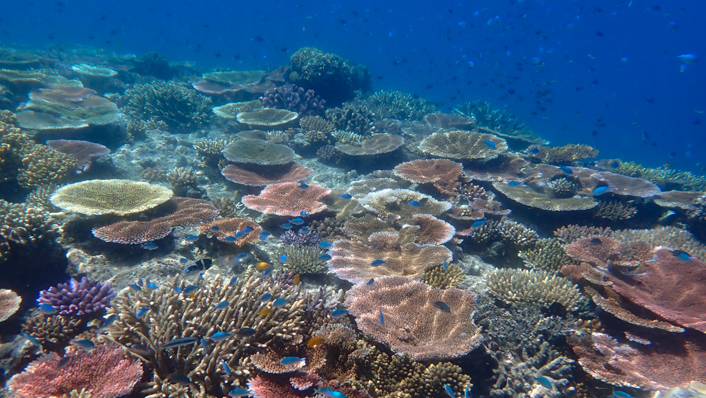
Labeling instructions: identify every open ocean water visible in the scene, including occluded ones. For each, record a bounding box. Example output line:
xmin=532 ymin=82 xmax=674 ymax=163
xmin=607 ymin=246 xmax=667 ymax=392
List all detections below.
xmin=1 ymin=1 xmax=706 ymax=398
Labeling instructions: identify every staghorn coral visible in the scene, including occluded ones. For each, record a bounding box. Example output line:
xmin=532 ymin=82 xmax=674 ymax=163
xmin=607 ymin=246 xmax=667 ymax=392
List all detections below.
xmin=38 ymin=277 xmax=116 ymax=316
xmin=222 ymin=139 xmax=296 ymax=166
xmin=545 ymin=175 xmax=581 ymax=199
xmin=460 ymin=220 xmax=539 ymax=248
xmin=485 ymin=268 xmax=585 ymax=311
xmin=221 ymin=162 xmax=312 ymax=186
xmin=50 ymin=179 xmax=173 ymax=216
xmin=346 ymin=276 xmax=482 ymax=360
xmin=92 ymin=197 xmax=218 ymax=244
xmin=194 ymin=138 xmax=233 ymax=157
xmin=104 ymin=272 xmax=309 ymax=393
xmin=518 ymin=238 xmax=573 ymax=273
xmin=0 ymin=288 xmax=21 ymax=322
xmin=7 ymin=345 xmax=143 ymax=398
xmin=358 ymin=188 xmax=451 ymax=220
xmin=594 ymin=199 xmax=638 ymax=220
xmin=209 ymin=196 xmax=246 ymax=219
xmin=140 ymin=167 xmax=167 ymax=182
xmin=361 ymin=90 xmax=436 ymax=121
xmin=242 ymin=182 xmax=331 ymax=217
xmin=328 ymin=231 xmax=452 ymax=284
xmin=476 ymin=299 xmax=577 ymax=398
xmin=21 ymin=309 xmax=87 ymax=352
xmin=260 ymin=83 xmax=325 ymax=115
xmin=278 ymin=245 xmax=328 ymax=274
xmin=492 ymin=181 xmax=598 ymax=211
xmin=166 ymin=166 xmax=203 ymax=197
xmin=420 ymin=263 xmax=465 ymax=289
xmin=118 ymin=80 xmax=212 ymax=133
xmin=335 ymin=133 xmax=403 ymax=156
xmin=46 ymin=139 xmax=110 ymax=173
xmin=526 ymin=144 xmax=599 ymax=164
xmin=326 ymin=103 xmax=376 ymax=136
xmin=353 ymin=347 xmax=472 ymax=398
xmin=419 ymin=130 xmax=508 ymax=160
xmin=199 ymin=217 xmax=261 ymax=246
xmin=299 ymin=115 xmax=334 ymax=135
xmin=236 ymin=108 xmax=299 ymax=128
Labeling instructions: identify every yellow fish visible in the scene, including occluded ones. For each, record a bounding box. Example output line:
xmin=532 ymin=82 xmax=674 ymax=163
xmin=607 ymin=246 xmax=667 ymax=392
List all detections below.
xmin=255 ymin=262 xmax=270 ymax=271
xmin=307 ymin=336 xmax=325 ymax=347
xmin=259 ymin=308 xmax=272 ymax=316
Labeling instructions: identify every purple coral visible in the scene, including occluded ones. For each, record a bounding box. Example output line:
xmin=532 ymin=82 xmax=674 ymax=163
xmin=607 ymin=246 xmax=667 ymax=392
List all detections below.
xmin=260 ymin=84 xmax=325 ymax=115
xmin=280 ymin=229 xmax=321 ymax=246
xmin=37 ymin=277 xmax=116 ymax=316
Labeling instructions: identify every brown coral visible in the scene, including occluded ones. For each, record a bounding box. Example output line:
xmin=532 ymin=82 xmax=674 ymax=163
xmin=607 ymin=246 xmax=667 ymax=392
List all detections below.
xmin=0 ymin=289 xmax=21 ymax=322
xmin=418 ymin=130 xmax=508 ymax=160
xmin=199 ymin=217 xmax=261 ymax=246
xmin=527 ymin=144 xmax=599 ymax=164
xmin=393 ymin=159 xmax=464 ymax=196
xmin=221 ymin=162 xmax=312 ymax=186
xmin=242 ymin=182 xmax=331 ymax=217
xmin=345 ymin=276 xmax=482 ymax=360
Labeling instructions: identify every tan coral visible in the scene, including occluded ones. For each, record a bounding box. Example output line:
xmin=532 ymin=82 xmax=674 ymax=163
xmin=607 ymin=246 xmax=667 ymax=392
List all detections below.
xmin=345 ymin=276 xmax=482 ymax=360
xmin=485 ymin=268 xmax=585 ymax=311
xmin=0 ymin=289 xmax=21 ymax=322
xmin=418 ymin=130 xmax=507 ymax=160
xmin=50 ymin=179 xmax=173 ymax=216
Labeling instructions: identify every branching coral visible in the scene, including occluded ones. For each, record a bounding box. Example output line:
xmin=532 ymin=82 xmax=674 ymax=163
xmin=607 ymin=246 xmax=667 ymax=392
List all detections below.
xmin=594 ymin=200 xmax=638 ymax=220
xmin=346 ymin=276 xmax=482 ymax=360
xmin=358 ymin=188 xmax=451 ymax=220
xmin=454 ymin=100 xmax=547 ymax=147
xmin=485 ymin=268 xmax=585 ymax=311
xmin=260 ymin=83 xmax=325 ymax=115
xmin=38 ymin=277 xmax=116 ymax=316
xmin=361 ymin=90 xmax=436 ymax=121
xmin=0 ymin=199 xmax=58 ymax=263
xmin=518 ymin=238 xmax=573 ymax=273
xmin=118 ymin=80 xmax=212 ymax=133
xmin=326 ymin=103 xmax=377 ymax=136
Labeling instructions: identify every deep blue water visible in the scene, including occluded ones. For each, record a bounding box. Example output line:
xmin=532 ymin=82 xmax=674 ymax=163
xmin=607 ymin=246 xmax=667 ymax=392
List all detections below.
xmin=3 ymin=0 xmax=704 ymax=173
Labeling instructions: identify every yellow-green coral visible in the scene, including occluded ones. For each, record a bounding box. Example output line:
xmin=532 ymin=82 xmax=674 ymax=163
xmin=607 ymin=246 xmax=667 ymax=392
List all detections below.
xmin=421 ymin=263 xmax=465 ymax=289
xmin=277 ymin=245 xmax=328 ymax=274
xmin=50 ymin=179 xmax=173 ymax=216
xmin=616 ymin=161 xmax=706 ymax=192
xmin=518 ymin=238 xmax=573 ymax=274
xmin=486 ymin=268 xmax=585 ymax=311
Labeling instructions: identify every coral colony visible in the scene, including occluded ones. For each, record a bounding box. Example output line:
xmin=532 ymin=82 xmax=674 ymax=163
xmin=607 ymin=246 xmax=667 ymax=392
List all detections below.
xmin=1 ymin=45 xmax=706 ymax=398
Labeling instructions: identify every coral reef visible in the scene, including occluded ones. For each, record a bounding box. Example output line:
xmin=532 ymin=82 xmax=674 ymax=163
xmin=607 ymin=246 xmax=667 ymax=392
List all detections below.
xmin=485 ymin=268 xmax=585 ymax=311
xmin=242 ymin=182 xmax=331 ymax=217
xmin=420 ymin=263 xmax=465 ymax=289
xmin=16 ymin=87 xmax=121 ymax=130
xmin=553 ymin=224 xmax=612 ymax=244
xmin=518 ymin=238 xmax=573 ymax=273
xmin=21 ymin=309 xmax=87 ymax=352
xmin=0 ymin=199 xmax=58 ymax=263
xmin=460 ymin=220 xmax=539 ymax=248
xmin=614 ymin=161 xmax=706 ymax=192
xmin=50 ymin=179 xmax=173 ymax=216
xmin=358 ymin=188 xmax=451 ymax=220
xmin=594 ymin=199 xmax=638 ymax=220
xmin=335 ymin=133 xmax=403 ymax=156
xmin=419 ymin=130 xmax=508 ymax=160
xmin=221 ymin=162 xmax=312 ymax=186
xmin=361 ymin=90 xmax=436 ymax=121
xmin=260 ymin=83 xmax=325 ymax=115
xmin=199 ymin=217 xmax=261 ymax=246
xmin=92 ymin=197 xmax=218 ymax=244
xmin=393 ymin=159 xmax=464 ymax=196
xmin=326 ymin=102 xmax=376 ymax=136
xmin=454 ymin=100 xmax=547 ymax=147
xmin=118 ymin=80 xmax=212 ymax=133
xmin=345 ymin=276 xmax=482 ymax=360
xmin=278 ymin=245 xmax=328 ymax=274
xmin=45 ymin=139 xmax=110 ymax=173
xmin=492 ymin=181 xmax=598 ymax=211
xmin=236 ymin=108 xmax=299 ymax=128
xmin=526 ymin=144 xmax=599 ymax=164
xmin=222 ymin=139 xmax=296 ymax=166
xmin=7 ymin=345 xmax=143 ymax=398
xmin=37 ymin=277 xmax=116 ymax=316
xmin=0 ymin=288 xmax=20 ymax=322
xmin=610 ymin=226 xmax=706 ymax=262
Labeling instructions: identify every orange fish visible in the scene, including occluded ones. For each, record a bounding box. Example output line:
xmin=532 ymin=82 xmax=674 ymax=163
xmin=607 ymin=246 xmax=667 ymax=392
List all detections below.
xmin=307 ymin=336 xmax=325 ymax=347
xmin=293 ymin=274 xmax=300 ymax=285
xmin=255 ymin=262 xmax=270 ymax=271
xmin=259 ymin=308 xmax=272 ymax=316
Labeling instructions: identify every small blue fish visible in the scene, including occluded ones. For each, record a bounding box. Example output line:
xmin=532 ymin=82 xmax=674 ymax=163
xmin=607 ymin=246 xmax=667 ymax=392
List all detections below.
xmin=171 ymin=286 xmax=183 ymax=293
xmin=140 ymin=242 xmax=159 ymax=250
xmin=593 ymin=186 xmax=610 ymax=195
xmin=672 ymin=250 xmax=692 ymax=261
xmin=182 ymin=285 xmax=199 ymax=295
xmin=301 ymin=226 xmax=309 ymax=232
xmin=100 ymin=314 xmax=117 ymax=329
xmin=534 ymin=376 xmax=553 ymax=389
xmin=367 ymin=278 xmax=375 ymax=285
xmin=280 ymin=356 xmax=305 ymax=366
xmin=316 ymin=387 xmax=347 ymax=398
xmin=215 ymin=301 xmax=230 ymax=310
xmin=128 ymin=284 xmax=142 ymax=291
xmin=609 ymin=161 xmax=620 ymax=168
xmin=236 ymin=253 xmax=248 ymax=259
xmin=444 ymin=384 xmax=455 ymax=398
xmin=170 ymin=374 xmax=192 ymax=385
xmin=184 ymin=265 xmax=200 ymax=273
xmin=559 ymin=166 xmax=573 ymax=174
xmin=371 ymin=244 xmax=377 ymax=251
xmin=259 ymin=293 xmax=273 ymax=301
xmin=464 ymin=386 xmax=471 ymax=398
xmin=529 ymin=147 xmax=540 ymax=154
xmin=37 ymin=304 xmax=57 ymax=315
xmin=290 ymin=218 xmax=305 ymax=225
xmin=200 ymin=337 xmax=207 ymax=352
xmin=299 ymin=183 xmax=309 ymax=189
xmin=507 ymin=181 xmax=521 ymax=186
xmin=237 ymin=327 xmax=257 ymax=336
xmin=318 ymin=241 xmax=332 ymax=249
xmin=179 ymin=257 xmax=189 ymax=264
xmin=259 ymin=231 xmax=271 ymax=239
xmin=223 ymin=236 xmax=237 ymax=242
xmin=185 ymin=235 xmax=199 ymax=242
xmin=57 ymin=356 xmax=71 ymax=369
xmin=227 ymin=388 xmax=249 ymax=397
xmin=339 ymin=193 xmax=352 ymax=199
xmin=210 ymin=332 xmax=233 ymax=342
xmin=262 ymin=269 xmax=272 ymax=277
xmin=233 ymin=231 xmax=247 ymax=239
xmin=145 ymin=282 xmax=158 ymax=290
xmin=484 ymin=140 xmax=496 ymax=149
xmin=443 ymin=258 xmax=448 ymax=270
xmin=371 ymin=259 xmax=388 ymax=267
xmin=272 ymin=298 xmax=290 ymax=308
xmin=72 ymin=339 xmax=95 ymax=351
xmin=611 ymin=391 xmax=633 ymax=398
xmin=281 ymin=223 xmax=294 ymax=229
xmin=408 ymin=200 xmax=421 ymax=207
xmin=471 ymin=220 xmax=487 ymax=228
xmin=318 ymin=254 xmax=332 ymax=261
xmin=21 ymin=333 xmax=41 ymax=347
xmin=136 ymin=308 xmax=149 ymax=319
xmin=210 ymin=226 xmax=220 ymax=232
xmin=229 ymin=276 xmax=238 ymax=286
xmin=279 ymin=254 xmax=287 ymax=262
xmin=331 ymin=309 xmax=349 ymax=318
xmin=433 ymin=301 xmax=451 ymax=313
xmin=221 ymin=359 xmax=232 ymax=375
xmin=379 ymin=308 xmax=384 ymax=325
xmin=161 ymin=337 xmax=198 ymax=349
xmin=301 ymin=211 xmax=308 ymax=216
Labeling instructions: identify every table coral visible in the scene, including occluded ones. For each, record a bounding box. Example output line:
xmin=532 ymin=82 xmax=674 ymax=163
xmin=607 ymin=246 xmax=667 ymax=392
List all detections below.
xmin=419 ymin=130 xmax=508 ymax=160
xmin=236 ymin=108 xmax=299 ymax=128
xmin=50 ymin=179 xmax=173 ymax=216
xmin=222 ymin=138 xmax=296 ymax=166
xmin=335 ymin=133 xmax=404 ymax=156
xmin=0 ymin=289 xmax=21 ymax=322
xmin=221 ymin=162 xmax=312 ymax=186
xmin=345 ymin=276 xmax=482 ymax=360
xmin=242 ymin=182 xmax=331 ymax=217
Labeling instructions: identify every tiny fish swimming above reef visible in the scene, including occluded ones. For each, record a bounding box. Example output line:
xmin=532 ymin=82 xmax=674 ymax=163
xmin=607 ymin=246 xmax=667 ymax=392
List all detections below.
xmin=280 ymin=356 xmax=305 ymax=366
xmin=141 ymin=242 xmax=158 ymax=250
xmin=259 ymin=293 xmax=273 ymax=301
xmin=318 ymin=254 xmax=332 ymax=261
xmin=535 ymin=376 xmax=553 ymax=389
xmin=471 ymin=220 xmax=487 ymax=228
xmin=308 ymin=336 xmax=325 ymax=347
xmin=238 ymin=327 xmax=257 ymax=336
xmin=182 ymin=285 xmax=199 ymax=295
xmin=221 ymin=359 xmax=231 ymax=375
xmin=38 ymin=304 xmax=57 ymax=315
xmin=371 ymin=259 xmax=389 ymax=267
xmin=290 ymin=218 xmax=305 ymax=225
xmin=209 ymin=332 xmax=232 ymax=342
xmin=484 ymin=140 xmax=496 ymax=149
xmin=672 ymin=249 xmax=692 ymax=261
xmin=316 ymin=387 xmax=347 ymax=398
xmin=319 ymin=241 xmax=332 ymax=249
xmin=593 ymin=186 xmax=611 ymax=195
xmin=339 ymin=193 xmax=352 ymax=199
xmin=272 ymin=298 xmax=289 ymax=307
xmin=72 ymin=339 xmax=95 ymax=351
xmin=214 ymin=301 xmax=230 ymax=310
xmin=444 ymin=384 xmax=455 ymax=398
xmin=331 ymin=309 xmax=349 ymax=318
xmin=559 ymin=166 xmax=573 ymax=174
xmin=299 ymin=182 xmax=309 ymax=189
xmin=433 ymin=301 xmax=451 ymax=313
xmin=227 ymin=388 xmax=249 ymax=397
xmin=185 ymin=235 xmax=199 ymax=243
xmin=136 ymin=308 xmax=149 ymax=319
xmin=379 ymin=308 xmax=385 ymax=325
xmin=161 ymin=337 xmax=198 ymax=349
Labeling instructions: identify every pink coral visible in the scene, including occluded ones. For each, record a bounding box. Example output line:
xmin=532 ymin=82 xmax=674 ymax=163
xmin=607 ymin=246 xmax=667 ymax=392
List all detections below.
xmin=221 ymin=162 xmax=313 ymax=186
xmin=411 ymin=214 xmax=456 ymax=245
xmin=45 ymin=139 xmax=110 ymax=172
xmin=7 ymin=345 xmax=143 ymax=398
xmin=345 ymin=276 xmax=482 ymax=360
xmin=242 ymin=182 xmax=331 ymax=216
